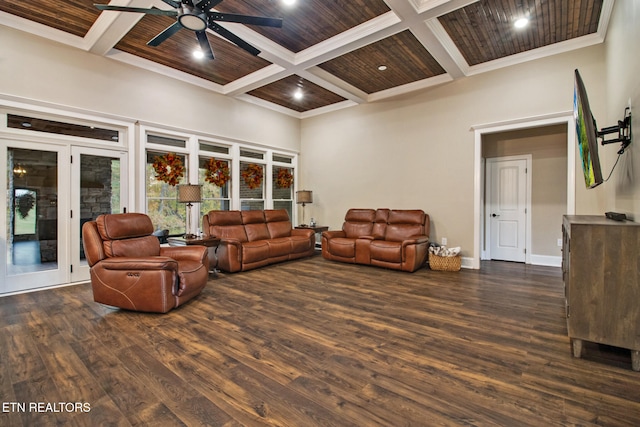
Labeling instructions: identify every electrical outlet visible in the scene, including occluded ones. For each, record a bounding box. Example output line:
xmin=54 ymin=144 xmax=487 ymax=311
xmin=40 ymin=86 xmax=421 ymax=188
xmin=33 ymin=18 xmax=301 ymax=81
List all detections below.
xmin=441 ymin=237 xmax=448 ymax=246
xmin=557 ymin=238 xmax=562 ymax=247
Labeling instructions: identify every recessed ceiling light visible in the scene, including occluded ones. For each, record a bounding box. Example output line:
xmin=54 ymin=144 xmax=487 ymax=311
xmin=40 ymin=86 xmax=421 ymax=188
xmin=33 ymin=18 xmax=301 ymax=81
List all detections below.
xmin=378 ymin=65 xmax=387 ymax=71
xmin=21 ymin=122 xmax=32 ymax=128
xmin=293 ymin=89 xmax=303 ymax=100
xmin=514 ymin=17 xmax=529 ymax=29
xmin=193 ymin=49 xmax=205 ymax=59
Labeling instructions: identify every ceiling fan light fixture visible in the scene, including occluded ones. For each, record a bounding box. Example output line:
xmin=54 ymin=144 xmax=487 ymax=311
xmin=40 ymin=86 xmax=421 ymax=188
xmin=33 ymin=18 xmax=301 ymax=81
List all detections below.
xmin=282 ymin=0 xmax=297 ymax=5
xmin=193 ymin=49 xmax=205 ymax=59
xmin=179 ymin=5 xmax=207 ymax=31
xmin=293 ymin=89 xmax=304 ymax=100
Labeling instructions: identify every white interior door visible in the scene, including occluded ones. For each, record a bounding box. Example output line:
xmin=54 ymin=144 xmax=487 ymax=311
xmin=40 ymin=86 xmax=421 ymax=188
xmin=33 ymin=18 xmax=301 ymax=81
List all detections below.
xmin=487 ymin=157 xmax=528 ymax=262
xmin=70 ymin=147 xmax=128 ymax=283
xmin=2 ymin=142 xmax=70 ymax=293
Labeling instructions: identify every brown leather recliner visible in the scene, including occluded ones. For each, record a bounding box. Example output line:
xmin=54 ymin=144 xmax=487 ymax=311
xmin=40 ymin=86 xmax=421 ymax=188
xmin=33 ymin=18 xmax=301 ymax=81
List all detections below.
xmin=82 ymin=213 xmax=209 ymax=313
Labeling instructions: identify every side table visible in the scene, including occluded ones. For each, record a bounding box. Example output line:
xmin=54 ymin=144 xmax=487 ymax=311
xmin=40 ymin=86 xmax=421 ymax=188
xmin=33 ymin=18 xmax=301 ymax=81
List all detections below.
xmin=167 ymin=236 xmax=221 ymax=273
xmin=295 ymin=225 xmax=328 ymax=250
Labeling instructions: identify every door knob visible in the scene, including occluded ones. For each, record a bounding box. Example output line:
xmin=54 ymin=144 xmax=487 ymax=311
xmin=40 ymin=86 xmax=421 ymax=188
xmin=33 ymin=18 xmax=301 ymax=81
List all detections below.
xmin=492 ymin=213 xmax=500 ymax=217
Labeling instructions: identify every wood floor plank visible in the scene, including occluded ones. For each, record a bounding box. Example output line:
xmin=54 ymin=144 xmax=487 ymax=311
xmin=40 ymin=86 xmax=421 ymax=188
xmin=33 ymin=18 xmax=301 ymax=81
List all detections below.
xmin=1 ymin=257 xmax=640 ymax=425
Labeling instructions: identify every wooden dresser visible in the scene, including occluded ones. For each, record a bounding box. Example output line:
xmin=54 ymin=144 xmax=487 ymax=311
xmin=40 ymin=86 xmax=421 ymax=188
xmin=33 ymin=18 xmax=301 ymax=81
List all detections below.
xmin=562 ymin=215 xmax=640 ymax=370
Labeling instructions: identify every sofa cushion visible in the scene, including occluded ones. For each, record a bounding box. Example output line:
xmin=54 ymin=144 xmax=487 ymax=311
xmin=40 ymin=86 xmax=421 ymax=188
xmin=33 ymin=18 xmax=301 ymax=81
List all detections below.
xmin=343 ymin=208 xmax=375 ymax=238
xmin=385 ymin=210 xmax=425 ymax=241
xmin=373 ymin=208 xmax=390 ymax=238
xmin=267 ymin=237 xmax=291 ymax=258
xmin=242 ymin=240 xmax=270 ymax=264
xmin=242 ymin=211 xmax=270 ymax=241
xmin=207 ymin=211 xmax=248 ymax=242
xmin=370 ymin=240 xmax=402 ymax=263
xmin=265 ymin=209 xmax=292 ymax=238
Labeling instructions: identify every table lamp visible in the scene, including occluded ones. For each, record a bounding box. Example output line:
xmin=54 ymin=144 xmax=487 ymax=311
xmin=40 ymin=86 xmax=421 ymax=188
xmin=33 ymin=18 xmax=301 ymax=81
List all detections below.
xmin=178 ymin=184 xmax=202 ymax=239
xmin=296 ymin=190 xmax=313 ymax=227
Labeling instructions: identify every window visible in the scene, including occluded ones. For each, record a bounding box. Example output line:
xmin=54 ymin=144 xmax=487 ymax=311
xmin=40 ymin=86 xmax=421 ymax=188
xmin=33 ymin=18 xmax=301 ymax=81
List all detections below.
xmin=239 ymin=160 xmax=264 ymax=211
xmin=273 ymin=166 xmax=294 ymax=219
xmin=142 ymin=126 xmax=298 ymax=220
xmin=8 ymin=114 xmax=120 ymax=142
xmin=145 ymin=150 xmax=187 ymax=234
xmin=199 ymin=156 xmax=231 ymax=214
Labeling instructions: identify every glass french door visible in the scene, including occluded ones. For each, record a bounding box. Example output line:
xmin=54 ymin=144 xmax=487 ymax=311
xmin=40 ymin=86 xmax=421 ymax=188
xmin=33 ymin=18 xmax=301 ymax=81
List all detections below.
xmin=1 ymin=143 xmax=127 ymax=293
xmin=70 ymin=147 xmax=128 ymax=283
xmin=2 ymin=142 xmax=69 ymax=293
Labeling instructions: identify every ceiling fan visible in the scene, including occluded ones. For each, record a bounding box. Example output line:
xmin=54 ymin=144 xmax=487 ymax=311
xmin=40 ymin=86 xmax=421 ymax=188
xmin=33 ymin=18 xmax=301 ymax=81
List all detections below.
xmin=95 ymin=0 xmax=283 ymax=58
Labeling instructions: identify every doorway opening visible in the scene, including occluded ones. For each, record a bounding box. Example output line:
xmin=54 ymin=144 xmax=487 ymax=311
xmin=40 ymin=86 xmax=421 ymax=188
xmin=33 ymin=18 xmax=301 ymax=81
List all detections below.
xmin=472 ymin=113 xmax=576 ymax=269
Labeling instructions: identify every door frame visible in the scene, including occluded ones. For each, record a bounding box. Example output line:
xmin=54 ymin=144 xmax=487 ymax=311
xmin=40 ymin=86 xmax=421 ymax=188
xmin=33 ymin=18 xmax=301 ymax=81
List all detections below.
xmin=484 ymin=155 xmax=532 ymax=263
xmin=472 ymin=111 xmax=576 ymax=269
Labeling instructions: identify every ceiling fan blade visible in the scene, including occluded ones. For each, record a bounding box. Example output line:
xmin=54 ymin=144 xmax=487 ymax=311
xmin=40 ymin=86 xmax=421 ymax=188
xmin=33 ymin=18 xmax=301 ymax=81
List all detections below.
xmin=197 ymin=0 xmax=224 ymax=11
xmin=94 ymin=4 xmax=178 ymax=16
xmin=208 ymin=22 xmax=260 ymax=56
xmin=209 ymin=12 xmax=283 ymax=28
xmin=148 ymin=22 xmax=183 ymax=46
xmin=159 ymin=0 xmax=181 ymax=8
xmin=195 ymin=31 xmax=215 ymax=59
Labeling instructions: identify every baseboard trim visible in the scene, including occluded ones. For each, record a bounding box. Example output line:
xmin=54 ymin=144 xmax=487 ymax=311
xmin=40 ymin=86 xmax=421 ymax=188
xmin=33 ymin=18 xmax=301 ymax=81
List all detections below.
xmin=529 ymin=254 xmax=562 ymax=267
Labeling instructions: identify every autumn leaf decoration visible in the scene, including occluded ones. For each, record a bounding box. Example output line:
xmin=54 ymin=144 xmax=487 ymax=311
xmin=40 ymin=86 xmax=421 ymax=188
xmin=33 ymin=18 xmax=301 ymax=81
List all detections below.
xmin=276 ymin=168 xmax=293 ymax=188
xmin=241 ymin=163 xmax=263 ymax=189
xmin=152 ymin=152 xmax=184 ymax=186
xmin=204 ymin=158 xmax=230 ymax=187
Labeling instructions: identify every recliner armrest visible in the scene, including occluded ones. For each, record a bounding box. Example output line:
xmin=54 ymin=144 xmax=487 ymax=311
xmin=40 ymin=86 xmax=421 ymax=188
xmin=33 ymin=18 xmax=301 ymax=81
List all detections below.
xmin=401 ymin=235 xmax=430 ymax=247
xmin=160 ymin=245 xmax=208 ymax=263
xmin=98 ymin=256 xmax=178 ymax=271
xmin=291 ymin=228 xmax=314 ymax=238
xmin=322 ymin=230 xmax=346 ymax=239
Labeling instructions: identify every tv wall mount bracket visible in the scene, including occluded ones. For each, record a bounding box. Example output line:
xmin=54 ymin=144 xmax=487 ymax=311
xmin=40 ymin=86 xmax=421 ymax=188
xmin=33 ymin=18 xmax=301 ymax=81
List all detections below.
xmin=598 ymin=107 xmax=632 ymax=154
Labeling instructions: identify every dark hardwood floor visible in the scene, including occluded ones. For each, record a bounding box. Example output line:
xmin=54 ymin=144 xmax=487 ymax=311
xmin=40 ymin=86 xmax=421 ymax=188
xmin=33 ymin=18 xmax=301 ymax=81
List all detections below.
xmin=1 ymin=256 xmax=639 ymax=426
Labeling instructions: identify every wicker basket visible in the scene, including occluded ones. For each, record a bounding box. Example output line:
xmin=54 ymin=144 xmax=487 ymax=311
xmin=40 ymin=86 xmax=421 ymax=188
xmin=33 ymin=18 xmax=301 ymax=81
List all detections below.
xmin=428 ymin=253 xmax=461 ymax=271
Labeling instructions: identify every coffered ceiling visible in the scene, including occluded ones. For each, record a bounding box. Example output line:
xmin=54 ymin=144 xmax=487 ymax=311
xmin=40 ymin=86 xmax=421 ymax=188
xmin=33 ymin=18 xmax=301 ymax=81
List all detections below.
xmin=0 ymin=0 xmax=613 ymax=118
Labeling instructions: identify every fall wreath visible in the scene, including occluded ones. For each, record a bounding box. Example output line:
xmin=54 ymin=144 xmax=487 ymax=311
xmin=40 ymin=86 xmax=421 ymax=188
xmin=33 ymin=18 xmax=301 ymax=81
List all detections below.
xmin=276 ymin=168 xmax=294 ymax=188
xmin=152 ymin=152 xmax=184 ymax=186
xmin=204 ymin=158 xmax=230 ymax=187
xmin=241 ymin=163 xmax=264 ymax=189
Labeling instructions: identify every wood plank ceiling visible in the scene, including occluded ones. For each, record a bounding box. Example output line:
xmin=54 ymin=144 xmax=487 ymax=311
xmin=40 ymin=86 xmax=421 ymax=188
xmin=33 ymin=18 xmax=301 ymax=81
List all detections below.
xmin=0 ymin=0 xmax=611 ymax=118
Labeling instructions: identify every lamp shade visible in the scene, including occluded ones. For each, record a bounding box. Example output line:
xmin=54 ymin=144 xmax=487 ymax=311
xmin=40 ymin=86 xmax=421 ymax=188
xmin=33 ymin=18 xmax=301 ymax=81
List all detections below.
xmin=296 ymin=190 xmax=313 ymax=204
xmin=178 ymin=184 xmax=202 ymax=203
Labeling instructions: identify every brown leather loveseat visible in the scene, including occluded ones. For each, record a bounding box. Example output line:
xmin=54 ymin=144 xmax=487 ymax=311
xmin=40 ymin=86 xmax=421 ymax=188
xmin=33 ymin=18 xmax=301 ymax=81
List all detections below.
xmin=322 ymin=208 xmax=430 ymax=272
xmin=82 ymin=213 xmax=209 ymax=313
xmin=202 ymin=209 xmax=315 ymax=273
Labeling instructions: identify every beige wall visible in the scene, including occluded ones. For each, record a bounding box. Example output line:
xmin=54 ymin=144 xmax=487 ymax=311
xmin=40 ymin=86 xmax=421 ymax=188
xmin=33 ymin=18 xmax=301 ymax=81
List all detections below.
xmin=483 ymin=125 xmax=567 ymax=258
xmin=301 ymin=45 xmax=607 ymax=261
xmin=604 ymin=0 xmax=640 ymax=220
xmin=0 ymin=26 xmax=300 ymax=152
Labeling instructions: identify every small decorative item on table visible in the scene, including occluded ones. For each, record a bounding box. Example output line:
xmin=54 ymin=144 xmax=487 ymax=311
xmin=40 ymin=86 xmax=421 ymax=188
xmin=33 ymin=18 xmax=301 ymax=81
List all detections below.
xmin=428 ymin=245 xmax=461 ymax=271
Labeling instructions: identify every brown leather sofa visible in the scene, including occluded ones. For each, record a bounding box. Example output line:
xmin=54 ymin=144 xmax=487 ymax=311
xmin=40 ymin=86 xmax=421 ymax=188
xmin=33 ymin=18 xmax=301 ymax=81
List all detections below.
xmin=322 ymin=208 xmax=430 ymax=272
xmin=202 ymin=209 xmax=315 ymax=273
xmin=82 ymin=213 xmax=209 ymax=313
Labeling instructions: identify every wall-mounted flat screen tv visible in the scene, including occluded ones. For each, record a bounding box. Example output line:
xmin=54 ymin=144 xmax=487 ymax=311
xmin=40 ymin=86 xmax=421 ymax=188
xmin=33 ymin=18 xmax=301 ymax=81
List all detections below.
xmin=574 ymin=69 xmax=603 ymax=189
